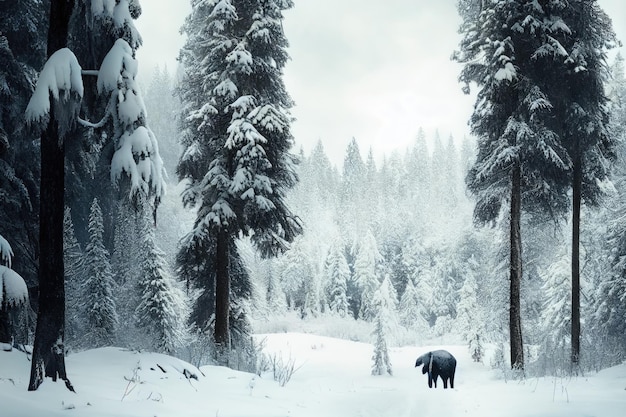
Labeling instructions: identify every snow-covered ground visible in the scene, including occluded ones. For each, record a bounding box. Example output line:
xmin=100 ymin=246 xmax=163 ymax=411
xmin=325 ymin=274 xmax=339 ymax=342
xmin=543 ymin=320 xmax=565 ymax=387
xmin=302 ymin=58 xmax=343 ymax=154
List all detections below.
xmin=1 ymin=333 xmax=625 ymax=417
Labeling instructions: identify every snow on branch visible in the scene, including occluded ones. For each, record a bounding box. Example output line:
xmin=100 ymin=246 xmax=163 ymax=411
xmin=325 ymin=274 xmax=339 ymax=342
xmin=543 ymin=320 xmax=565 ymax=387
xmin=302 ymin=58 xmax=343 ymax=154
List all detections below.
xmin=25 ymin=48 xmax=84 ymax=135
xmin=91 ymin=0 xmax=142 ymax=50
xmin=0 ymin=266 xmax=28 ymax=308
xmin=100 ymin=39 xmax=165 ymax=200
xmin=111 ymin=126 xmax=164 ymax=198
xmin=0 ymin=234 xmax=13 ymax=268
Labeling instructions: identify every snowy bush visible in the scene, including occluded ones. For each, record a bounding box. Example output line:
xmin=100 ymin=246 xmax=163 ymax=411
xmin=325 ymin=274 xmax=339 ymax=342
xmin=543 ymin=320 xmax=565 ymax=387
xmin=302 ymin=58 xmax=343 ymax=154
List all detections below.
xmin=264 ymin=351 xmax=302 ymax=387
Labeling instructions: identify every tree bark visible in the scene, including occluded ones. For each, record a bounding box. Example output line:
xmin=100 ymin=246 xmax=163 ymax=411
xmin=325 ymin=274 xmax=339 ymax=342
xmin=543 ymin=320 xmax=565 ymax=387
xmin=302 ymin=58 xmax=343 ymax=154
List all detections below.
xmin=28 ymin=0 xmax=75 ymax=392
xmin=214 ymin=231 xmax=230 ymax=365
xmin=509 ymin=162 xmax=524 ymax=371
xmin=571 ymin=155 xmax=582 ymax=373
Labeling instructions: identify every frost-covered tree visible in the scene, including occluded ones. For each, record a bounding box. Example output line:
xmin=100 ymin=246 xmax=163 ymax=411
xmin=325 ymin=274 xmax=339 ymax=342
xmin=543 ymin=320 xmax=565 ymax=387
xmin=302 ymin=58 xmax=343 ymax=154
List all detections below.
xmin=135 ymin=218 xmax=188 ymax=355
xmin=325 ymin=243 xmax=350 ymax=318
xmin=590 ymin=54 xmax=626 ymax=365
xmin=456 ymin=266 xmax=485 ymax=362
xmin=82 ymin=198 xmax=118 ymax=348
xmin=398 ymin=278 xmax=428 ymax=332
xmin=177 ymin=0 xmax=302 ymax=362
xmin=454 ymin=0 xmax=574 ymax=371
xmin=145 ymin=65 xmax=180 ymax=178
xmin=354 ymin=230 xmax=383 ymax=321
xmin=63 ymin=208 xmax=84 ymax=349
xmin=279 ymin=238 xmax=311 ymax=312
xmin=542 ymin=1 xmax=616 ymax=371
xmin=537 ymin=251 xmax=572 ymax=373
xmin=371 ymin=276 xmax=394 ymax=376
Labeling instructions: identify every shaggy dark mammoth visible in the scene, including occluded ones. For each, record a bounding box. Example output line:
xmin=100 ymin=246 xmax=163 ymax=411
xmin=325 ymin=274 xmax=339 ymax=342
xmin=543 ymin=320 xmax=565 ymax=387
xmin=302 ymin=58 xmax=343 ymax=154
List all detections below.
xmin=414 ymin=350 xmax=456 ymax=389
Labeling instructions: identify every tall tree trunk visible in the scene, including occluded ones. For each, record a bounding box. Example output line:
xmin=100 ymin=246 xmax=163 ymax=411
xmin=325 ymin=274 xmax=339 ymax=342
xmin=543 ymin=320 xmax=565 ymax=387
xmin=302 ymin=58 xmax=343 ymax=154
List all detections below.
xmin=571 ymin=155 xmax=582 ymax=373
xmin=214 ymin=231 xmax=230 ymax=365
xmin=510 ymin=162 xmax=524 ymax=371
xmin=28 ymin=0 xmax=75 ymax=392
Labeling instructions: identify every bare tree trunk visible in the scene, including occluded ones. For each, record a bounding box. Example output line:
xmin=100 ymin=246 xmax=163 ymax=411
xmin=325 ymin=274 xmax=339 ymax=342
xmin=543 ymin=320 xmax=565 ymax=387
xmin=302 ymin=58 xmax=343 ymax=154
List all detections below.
xmin=510 ymin=162 xmax=524 ymax=371
xmin=28 ymin=0 xmax=75 ymax=393
xmin=571 ymin=155 xmax=582 ymax=373
xmin=214 ymin=231 xmax=230 ymax=365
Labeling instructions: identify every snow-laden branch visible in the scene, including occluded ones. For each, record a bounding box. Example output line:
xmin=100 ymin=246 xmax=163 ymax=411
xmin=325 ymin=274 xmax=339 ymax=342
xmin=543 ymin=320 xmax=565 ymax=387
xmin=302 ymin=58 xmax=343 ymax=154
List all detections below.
xmin=0 ymin=234 xmax=13 ymax=268
xmin=77 ymin=115 xmax=109 ymax=129
xmin=25 ymin=48 xmax=84 ymax=131
xmin=0 ymin=266 xmax=28 ymax=308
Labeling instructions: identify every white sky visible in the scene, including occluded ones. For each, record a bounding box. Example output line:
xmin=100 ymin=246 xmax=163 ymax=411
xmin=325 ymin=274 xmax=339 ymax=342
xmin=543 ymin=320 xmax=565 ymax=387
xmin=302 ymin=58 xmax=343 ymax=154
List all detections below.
xmin=135 ymin=0 xmax=626 ymax=167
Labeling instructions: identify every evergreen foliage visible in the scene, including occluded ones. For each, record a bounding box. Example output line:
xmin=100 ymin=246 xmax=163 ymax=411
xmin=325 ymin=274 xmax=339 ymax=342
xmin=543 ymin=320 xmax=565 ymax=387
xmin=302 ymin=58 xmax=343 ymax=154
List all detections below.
xmin=371 ymin=276 xmax=394 ymax=376
xmin=136 ymin=218 xmax=188 ymax=355
xmin=354 ymin=230 xmax=382 ymax=321
xmin=82 ymin=198 xmax=118 ymax=347
xmin=177 ymin=0 xmax=302 ymax=361
xmin=325 ymin=243 xmax=350 ymax=318
xmin=63 ymin=208 xmax=84 ymax=349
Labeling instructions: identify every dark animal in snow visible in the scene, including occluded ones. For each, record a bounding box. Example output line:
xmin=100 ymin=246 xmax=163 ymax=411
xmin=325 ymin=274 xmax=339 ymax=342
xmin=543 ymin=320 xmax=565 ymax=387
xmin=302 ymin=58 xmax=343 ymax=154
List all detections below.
xmin=414 ymin=350 xmax=456 ymax=389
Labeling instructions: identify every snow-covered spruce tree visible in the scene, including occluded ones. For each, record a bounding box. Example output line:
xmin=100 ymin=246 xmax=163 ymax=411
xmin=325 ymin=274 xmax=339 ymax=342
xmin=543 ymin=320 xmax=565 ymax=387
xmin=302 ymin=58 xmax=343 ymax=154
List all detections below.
xmin=110 ymin=201 xmax=143 ymax=348
xmin=454 ymin=0 xmax=574 ymax=371
xmin=144 ymin=65 xmax=181 ymax=178
xmin=456 ymin=266 xmax=485 ymax=363
xmin=591 ymin=53 xmax=626 ymax=366
xmin=279 ymin=237 xmax=312 ymax=314
xmin=338 ymin=138 xmax=367 ymax=246
xmin=135 ymin=216 xmax=188 ymax=355
xmin=0 ymin=235 xmax=29 ymax=345
xmin=65 ymin=0 xmax=148 ymax=241
xmin=325 ymin=242 xmax=350 ymax=318
xmin=536 ymin=251 xmax=572 ymax=375
xmin=82 ymin=198 xmax=118 ymax=348
xmin=541 ymin=1 xmax=616 ymax=371
xmin=371 ymin=276 xmax=394 ymax=376
xmin=177 ymin=0 xmax=302 ymax=363
xmin=398 ymin=277 xmax=428 ymax=334
xmin=354 ymin=230 xmax=383 ymax=321
xmin=63 ymin=208 xmax=85 ymax=350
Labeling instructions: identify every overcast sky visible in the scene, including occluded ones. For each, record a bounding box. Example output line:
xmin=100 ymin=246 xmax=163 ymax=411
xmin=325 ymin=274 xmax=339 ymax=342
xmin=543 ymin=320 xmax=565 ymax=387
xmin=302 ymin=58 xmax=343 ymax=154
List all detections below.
xmin=135 ymin=0 xmax=626 ymax=167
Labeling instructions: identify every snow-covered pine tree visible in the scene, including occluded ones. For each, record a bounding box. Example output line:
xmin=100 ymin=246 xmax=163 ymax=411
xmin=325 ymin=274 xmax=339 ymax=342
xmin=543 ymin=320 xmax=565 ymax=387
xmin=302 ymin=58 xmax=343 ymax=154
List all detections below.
xmin=177 ymin=0 xmax=302 ymax=363
xmin=339 ymin=138 xmax=367 ymax=246
xmin=537 ymin=251 xmax=571 ymax=374
xmin=590 ymin=54 xmax=626 ymax=367
xmin=454 ymin=0 xmax=573 ymax=371
xmin=354 ymin=230 xmax=383 ymax=321
xmin=279 ymin=237 xmax=307 ymax=311
xmin=325 ymin=243 xmax=350 ymax=318
xmin=265 ymin=261 xmax=287 ymax=314
xmin=82 ymin=198 xmax=118 ymax=348
xmin=456 ymin=265 xmax=485 ymax=363
xmin=135 ymin=216 xmax=188 ymax=355
xmin=398 ymin=277 xmax=428 ymax=333
xmin=371 ymin=276 xmax=394 ymax=376
xmin=144 ymin=65 xmax=180 ymax=178
xmin=541 ymin=1 xmax=617 ymax=371
xmin=63 ymin=207 xmax=84 ymax=349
